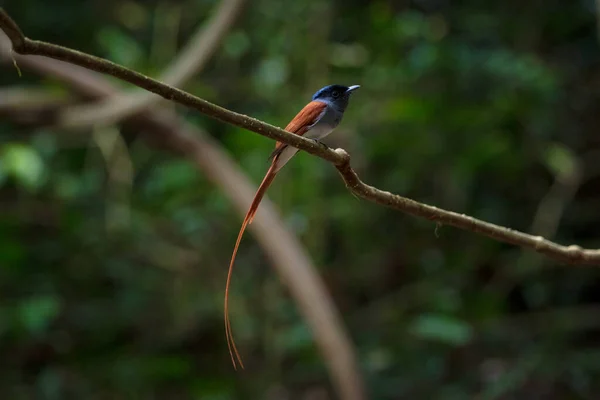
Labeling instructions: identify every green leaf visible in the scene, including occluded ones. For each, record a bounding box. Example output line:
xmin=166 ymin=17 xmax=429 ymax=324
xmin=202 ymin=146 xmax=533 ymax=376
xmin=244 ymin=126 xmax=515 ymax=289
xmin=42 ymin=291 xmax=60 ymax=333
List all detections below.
xmin=224 ymin=31 xmax=250 ymax=58
xmin=96 ymin=27 xmax=143 ymax=67
xmin=2 ymin=143 xmax=45 ymax=190
xmin=0 ymin=236 xmax=26 ymax=268
xmin=254 ymin=57 xmax=289 ymax=89
xmin=18 ymin=296 xmax=61 ymax=335
xmin=145 ymin=160 xmax=199 ymax=194
xmin=277 ymin=324 xmax=313 ymax=352
xmin=410 ymin=313 xmax=473 ymax=345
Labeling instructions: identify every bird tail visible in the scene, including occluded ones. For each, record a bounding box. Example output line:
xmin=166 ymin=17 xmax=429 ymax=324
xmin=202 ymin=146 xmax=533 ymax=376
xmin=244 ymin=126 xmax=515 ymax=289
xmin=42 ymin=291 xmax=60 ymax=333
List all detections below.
xmin=225 ymin=162 xmax=278 ymax=370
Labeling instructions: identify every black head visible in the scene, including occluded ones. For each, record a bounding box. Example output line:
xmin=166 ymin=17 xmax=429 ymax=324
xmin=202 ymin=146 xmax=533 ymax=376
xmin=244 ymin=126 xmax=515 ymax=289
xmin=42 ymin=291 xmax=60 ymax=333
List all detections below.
xmin=312 ymin=84 xmax=360 ymax=112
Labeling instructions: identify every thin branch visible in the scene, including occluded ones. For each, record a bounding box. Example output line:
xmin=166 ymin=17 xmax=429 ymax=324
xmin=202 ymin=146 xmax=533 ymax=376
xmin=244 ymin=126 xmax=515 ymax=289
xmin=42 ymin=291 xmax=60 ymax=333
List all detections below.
xmin=91 ymin=126 xmax=134 ymax=232
xmin=0 ymin=20 xmax=366 ymax=400
xmin=61 ymin=0 xmax=245 ymax=128
xmin=0 ymin=87 xmax=73 ymax=117
xmin=1 ymin=8 xmax=599 ymax=270
xmin=0 ymin=8 xmax=24 ymax=47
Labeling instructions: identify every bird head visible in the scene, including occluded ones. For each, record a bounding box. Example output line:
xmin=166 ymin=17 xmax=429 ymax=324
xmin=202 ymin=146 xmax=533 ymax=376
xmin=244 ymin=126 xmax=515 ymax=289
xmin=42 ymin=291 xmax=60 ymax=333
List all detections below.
xmin=312 ymin=84 xmax=360 ymax=112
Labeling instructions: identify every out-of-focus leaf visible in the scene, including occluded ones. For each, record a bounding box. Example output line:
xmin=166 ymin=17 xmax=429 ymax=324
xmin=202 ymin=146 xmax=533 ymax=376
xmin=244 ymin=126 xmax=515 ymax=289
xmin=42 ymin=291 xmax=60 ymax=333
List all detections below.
xmin=410 ymin=314 xmax=473 ymax=345
xmin=145 ymin=160 xmax=199 ymax=195
xmin=386 ymin=97 xmax=436 ymax=122
xmin=191 ymin=377 xmax=235 ymax=400
xmin=0 ymin=236 xmax=26 ymax=268
xmin=2 ymin=143 xmax=45 ymax=190
xmin=224 ymin=31 xmax=250 ymax=59
xmin=18 ymin=296 xmax=61 ymax=335
xmin=96 ymin=27 xmax=143 ymax=67
xmin=277 ymin=324 xmax=313 ymax=352
xmin=254 ymin=57 xmax=289 ymax=89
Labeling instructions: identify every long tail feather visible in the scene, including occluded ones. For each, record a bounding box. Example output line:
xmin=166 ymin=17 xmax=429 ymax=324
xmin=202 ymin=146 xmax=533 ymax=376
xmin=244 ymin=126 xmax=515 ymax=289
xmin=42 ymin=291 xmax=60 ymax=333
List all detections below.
xmin=225 ymin=162 xmax=278 ymax=369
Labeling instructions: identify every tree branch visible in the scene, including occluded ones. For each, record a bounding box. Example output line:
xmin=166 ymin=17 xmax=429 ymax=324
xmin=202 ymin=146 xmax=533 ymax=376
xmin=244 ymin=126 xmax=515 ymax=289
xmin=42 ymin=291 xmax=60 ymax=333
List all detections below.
xmin=61 ymin=0 xmax=245 ymax=128
xmin=0 ymin=87 xmax=72 ymax=113
xmin=2 ymin=6 xmax=599 ymax=266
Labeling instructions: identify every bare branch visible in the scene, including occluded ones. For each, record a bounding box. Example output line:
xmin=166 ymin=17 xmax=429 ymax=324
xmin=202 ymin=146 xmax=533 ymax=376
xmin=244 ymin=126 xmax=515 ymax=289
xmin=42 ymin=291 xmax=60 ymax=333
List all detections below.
xmin=0 ymin=8 xmax=24 ymax=47
xmin=61 ymin=0 xmax=246 ymax=128
xmin=0 ymin=87 xmax=71 ymax=111
xmin=1 ymin=7 xmax=599 ymax=269
xmin=0 ymin=87 xmax=74 ymax=126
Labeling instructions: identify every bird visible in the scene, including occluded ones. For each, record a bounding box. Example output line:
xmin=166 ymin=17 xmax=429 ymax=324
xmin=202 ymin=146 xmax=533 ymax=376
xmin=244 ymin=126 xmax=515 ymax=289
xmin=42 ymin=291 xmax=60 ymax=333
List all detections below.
xmin=225 ymin=84 xmax=360 ymax=369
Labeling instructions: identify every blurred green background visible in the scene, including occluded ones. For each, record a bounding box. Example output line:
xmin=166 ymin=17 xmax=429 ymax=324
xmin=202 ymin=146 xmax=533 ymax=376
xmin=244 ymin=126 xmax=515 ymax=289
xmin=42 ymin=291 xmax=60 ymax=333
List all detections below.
xmin=1 ymin=0 xmax=600 ymax=398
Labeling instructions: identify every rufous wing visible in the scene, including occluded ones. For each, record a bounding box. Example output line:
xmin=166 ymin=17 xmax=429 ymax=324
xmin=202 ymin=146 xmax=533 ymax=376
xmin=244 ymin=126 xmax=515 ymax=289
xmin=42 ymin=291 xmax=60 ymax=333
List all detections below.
xmin=269 ymin=100 xmax=327 ymax=160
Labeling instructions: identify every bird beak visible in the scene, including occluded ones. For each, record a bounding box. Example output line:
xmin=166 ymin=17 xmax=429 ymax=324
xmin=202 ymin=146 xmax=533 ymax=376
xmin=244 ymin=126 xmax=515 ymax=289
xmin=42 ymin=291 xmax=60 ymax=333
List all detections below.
xmin=346 ymin=85 xmax=360 ymax=94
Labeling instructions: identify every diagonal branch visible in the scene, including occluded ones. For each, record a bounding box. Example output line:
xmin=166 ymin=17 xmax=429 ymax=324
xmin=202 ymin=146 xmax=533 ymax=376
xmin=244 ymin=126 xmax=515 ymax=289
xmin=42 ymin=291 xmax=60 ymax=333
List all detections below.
xmin=1 ymin=7 xmax=599 ymax=265
xmin=61 ymin=0 xmax=245 ymax=128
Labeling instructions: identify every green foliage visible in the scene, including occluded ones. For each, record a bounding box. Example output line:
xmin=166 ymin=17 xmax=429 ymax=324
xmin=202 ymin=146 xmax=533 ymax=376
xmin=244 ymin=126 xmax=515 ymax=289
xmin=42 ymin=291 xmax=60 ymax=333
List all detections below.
xmin=1 ymin=0 xmax=600 ymax=398
xmin=1 ymin=143 xmax=45 ymax=190
xmin=410 ymin=313 xmax=473 ymax=346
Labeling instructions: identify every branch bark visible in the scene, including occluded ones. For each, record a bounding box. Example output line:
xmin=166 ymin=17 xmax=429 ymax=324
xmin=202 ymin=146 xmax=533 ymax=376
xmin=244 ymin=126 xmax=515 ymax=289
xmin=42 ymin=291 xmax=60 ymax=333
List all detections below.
xmin=1 ymin=8 xmax=599 ymax=268
xmin=61 ymin=0 xmax=245 ymax=128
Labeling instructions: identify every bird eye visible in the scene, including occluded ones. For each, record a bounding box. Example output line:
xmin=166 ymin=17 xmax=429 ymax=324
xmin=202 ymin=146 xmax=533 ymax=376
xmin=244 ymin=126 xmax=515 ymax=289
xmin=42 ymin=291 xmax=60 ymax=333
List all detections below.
xmin=332 ymin=90 xmax=340 ymax=98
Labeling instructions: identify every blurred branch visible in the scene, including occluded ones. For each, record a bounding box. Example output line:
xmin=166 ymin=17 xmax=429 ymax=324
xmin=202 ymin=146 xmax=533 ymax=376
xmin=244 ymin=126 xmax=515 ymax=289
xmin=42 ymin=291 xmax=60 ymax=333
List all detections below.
xmin=61 ymin=0 xmax=245 ymax=128
xmin=91 ymin=126 xmax=134 ymax=232
xmin=0 ymin=11 xmax=366 ymax=400
xmin=0 ymin=87 xmax=73 ymax=125
xmin=1 ymin=7 xmax=598 ymax=266
xmin=530 ymin=151 xmax=582 ymax=240
xmin=0 ymin=87 xmax=71 ymax=111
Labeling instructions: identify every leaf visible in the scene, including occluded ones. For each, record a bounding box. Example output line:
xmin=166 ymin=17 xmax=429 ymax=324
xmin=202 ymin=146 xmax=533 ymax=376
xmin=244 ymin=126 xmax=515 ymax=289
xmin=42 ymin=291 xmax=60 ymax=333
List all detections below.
xmin=224 ymin=31 xmax=250 ymax=58
xmin=18 ymin=296 xmax=61 ymax=335
xmin=254 ymin=57 xmax=289 ymax=89
xmin=96 ymin=27 xmax=143 ymax=67
xmin=2 ymin=143 xmax=45 ymax=190
xmin=277 ymin=324 xmax=313 ymax=352
xmin=410 ymin=313 xmax=473 ymax=345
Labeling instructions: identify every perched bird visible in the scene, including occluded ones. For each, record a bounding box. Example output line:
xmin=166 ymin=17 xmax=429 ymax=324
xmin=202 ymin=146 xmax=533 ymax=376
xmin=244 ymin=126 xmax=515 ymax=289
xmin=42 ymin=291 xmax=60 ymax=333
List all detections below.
xmin=225 ymin=84 xmax=360 ymax=369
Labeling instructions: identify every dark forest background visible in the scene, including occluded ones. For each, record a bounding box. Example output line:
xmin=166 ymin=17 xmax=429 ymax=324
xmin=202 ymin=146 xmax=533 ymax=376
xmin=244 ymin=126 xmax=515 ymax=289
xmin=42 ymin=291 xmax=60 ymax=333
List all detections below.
xmin=1 ymin=0 xmax=600 ymax=398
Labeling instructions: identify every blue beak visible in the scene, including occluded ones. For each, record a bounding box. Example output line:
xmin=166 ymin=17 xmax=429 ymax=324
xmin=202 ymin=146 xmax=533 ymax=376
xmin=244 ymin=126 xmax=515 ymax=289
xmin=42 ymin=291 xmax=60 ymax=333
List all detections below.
xmin=346 ymin=85 xmax=360 ymax=93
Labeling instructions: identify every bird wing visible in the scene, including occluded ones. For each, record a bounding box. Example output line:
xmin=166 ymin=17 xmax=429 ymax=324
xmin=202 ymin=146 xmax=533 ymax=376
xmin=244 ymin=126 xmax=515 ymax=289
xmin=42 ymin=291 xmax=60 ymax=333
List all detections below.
xmin=269 ymin=100 xmax=327 ymax=160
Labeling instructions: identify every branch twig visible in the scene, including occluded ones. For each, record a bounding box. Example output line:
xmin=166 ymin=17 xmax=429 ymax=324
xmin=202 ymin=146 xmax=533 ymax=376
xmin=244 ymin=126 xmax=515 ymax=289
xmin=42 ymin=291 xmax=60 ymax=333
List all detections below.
xmin=1 ymin=8 xmax=598 ymax=268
